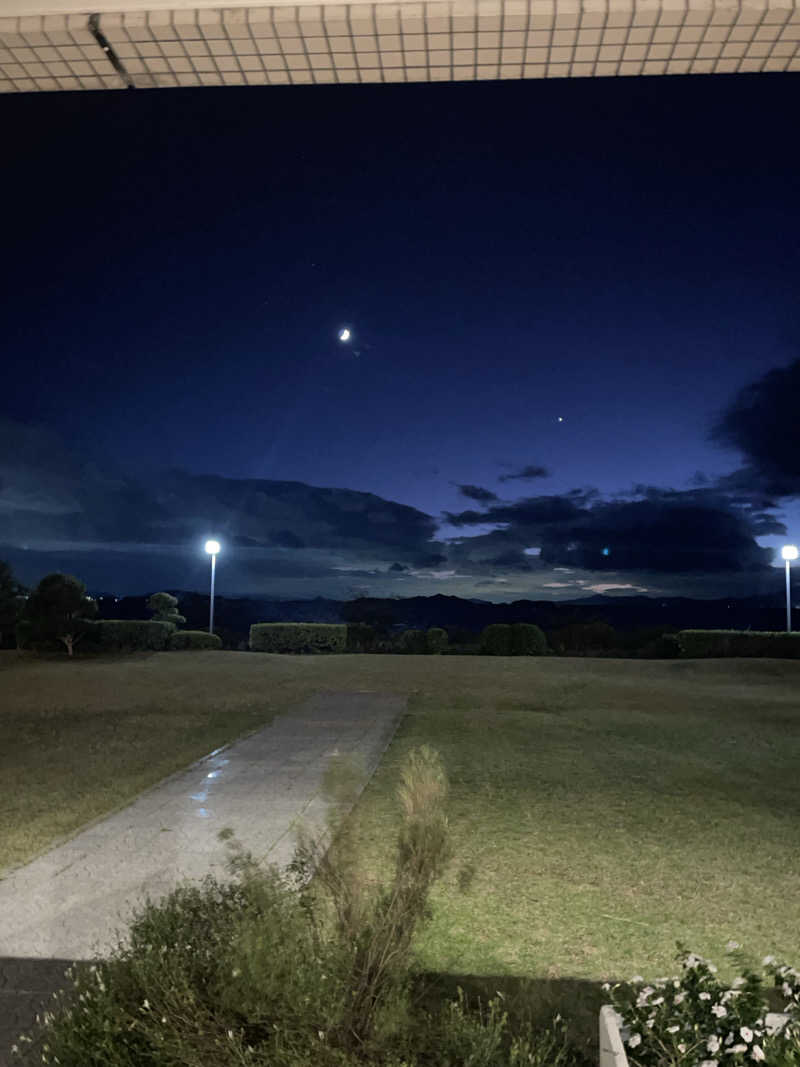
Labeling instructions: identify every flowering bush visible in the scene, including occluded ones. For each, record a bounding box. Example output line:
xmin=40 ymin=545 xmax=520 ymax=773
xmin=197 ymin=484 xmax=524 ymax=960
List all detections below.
xmin=605 ymin=944 xmax=800 ymax=1067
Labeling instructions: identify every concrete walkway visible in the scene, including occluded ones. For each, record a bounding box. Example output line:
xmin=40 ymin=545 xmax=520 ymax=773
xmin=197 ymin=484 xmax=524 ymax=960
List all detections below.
xmin=0 ymin=689 xmax=405 ymax=1063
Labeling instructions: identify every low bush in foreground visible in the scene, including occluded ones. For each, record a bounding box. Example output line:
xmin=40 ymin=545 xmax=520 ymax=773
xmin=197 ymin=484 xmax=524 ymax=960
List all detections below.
xmin=14 ymin=747 xmax=581 ymax=1067
xmin=607 ymin=944 xmax=800 ymax=1067
xmin=167 ymin=629 xmax=222 ymax=650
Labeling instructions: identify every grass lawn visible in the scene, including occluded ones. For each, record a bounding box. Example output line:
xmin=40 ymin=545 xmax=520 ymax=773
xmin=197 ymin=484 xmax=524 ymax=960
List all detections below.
xmin=3 ymin=650 xmax=799 ymax=1000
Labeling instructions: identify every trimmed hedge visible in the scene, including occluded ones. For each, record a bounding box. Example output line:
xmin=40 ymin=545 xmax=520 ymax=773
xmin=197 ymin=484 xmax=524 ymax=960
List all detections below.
xmin=401 ymin=628 xmax=429 ymax=654
xmin=677 ymin=629 xmax=800 ymax=658
xmin=479 ymin=623 xmax=548 ymax=655
xmin=426 ymin=627 xmax=449 ymax=654
xmin=249 ymin=622 xmax=347 ymax=654
xmin=92 ymin=619 xmax=175 ymax=652
xmin=479 ymin=623 xmax=513 ymax=655
xmin=346 ymin=622 xmax=377 ymax=652
xmin=510 ymin=622 xmax=548 ymax=655
xmin=167 ymin=630 xmax=222 ymax=651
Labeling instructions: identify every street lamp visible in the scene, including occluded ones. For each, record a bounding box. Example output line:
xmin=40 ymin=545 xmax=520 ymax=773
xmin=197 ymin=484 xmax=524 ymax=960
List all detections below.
xmin=781 ymin=544 xmax=797 ymax=632
xmin=205 ymin=540 xmax=220 ymax=635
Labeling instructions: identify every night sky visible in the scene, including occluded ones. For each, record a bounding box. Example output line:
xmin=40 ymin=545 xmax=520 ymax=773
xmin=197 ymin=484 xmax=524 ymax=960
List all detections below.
xmin=2 ymin=71 xmax=799 ymax=601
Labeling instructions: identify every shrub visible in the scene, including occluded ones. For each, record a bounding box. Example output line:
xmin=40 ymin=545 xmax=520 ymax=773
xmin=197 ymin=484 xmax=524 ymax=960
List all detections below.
xmin=249 ymin=622 xmax=347 ymax=654
xmin=91 ymin=619 xmax=175 ymax=652
xmin=17 ymin=747 xmax=582 ymax=1067
xmin=146 ymin=591 xmax=186 ymax=626
xmin=606 ymin=943 xmax=800 ymax=1067
xmin=167 ymin=630 xmax=222 ymax=650
xmin=509 ymin=623 xmax=547 ymax=656
xmin=480 ymin=624 xmax=513 ymax=656
xmin=426 ymin=627 xmax=449 ymax=654
xmin=677 ymin=629 xmax=800 ymax=659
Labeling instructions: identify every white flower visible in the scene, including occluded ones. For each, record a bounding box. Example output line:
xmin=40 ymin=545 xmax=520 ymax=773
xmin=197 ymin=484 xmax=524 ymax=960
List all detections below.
xmin=763 ymin=956 xmax=776 ymax=966
xmin=699 ymin=1060 xmax=718 ymax=1067
xmin=678 ymin=1043 xmax=687 ymax=1054
xmin=674 ymin=993 xmax=686 ymax=1005
xmin=707 ymin=1035 xmax=722 ymax=1054
xmin=667 ymin=1025 xmax=680 ymax=1034
xmin=731 ymin=1044 xmax=748 ymax=1054
xmin=700 ymin=992 xmax=712 ymax=1001
xmin=602 ymin=983 xmax=611 ymax=992
xmin=646 ymin=1017 xmax=656 ymax=1029
xmin=740 ymin=1027 xmax=753 ymax=1043
xmin=628 ymin=1033 xmax=642 ymax=1048
xmin=227 ymin=1031 xmax=235 ymax=1040
xmin=652 ymin=996 xmax=665 ymax=1006
xmin=732 ymin=977 xmax=747 ymax=989
xmin=751 ymin=1046 xmax=765 ymax=1062
xmin=726 ymin=941 xmax=741 ymax=952
xmin=318 ymin=1031 xmax=325 ymax=1040
xmin=631 ymin=975 xmax=644 ymax=984
xmin=711 ymin=1004 xmax=728 ymax=1018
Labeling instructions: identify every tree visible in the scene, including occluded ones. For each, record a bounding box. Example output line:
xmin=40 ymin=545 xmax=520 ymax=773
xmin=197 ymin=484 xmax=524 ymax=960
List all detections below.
xmin=147 ymin=592 xmax=186 ymax=626
xmin=0 ymin=561 xmax=27 ymax=647
xmin=21 ymin=573 xmax=97 ymax=656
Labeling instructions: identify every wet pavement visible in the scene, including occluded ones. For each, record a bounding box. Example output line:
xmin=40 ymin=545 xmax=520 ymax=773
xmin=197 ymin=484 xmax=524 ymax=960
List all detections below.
xmin=0 ymin=689 xmax=405 ymax=1063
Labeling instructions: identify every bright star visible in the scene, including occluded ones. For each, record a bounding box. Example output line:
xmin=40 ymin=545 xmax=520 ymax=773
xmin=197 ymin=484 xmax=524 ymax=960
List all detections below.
xmin=338 ymin=328 xmax=351 ymax=342
xmin=557 ymin=416 xmax=564 ymax=422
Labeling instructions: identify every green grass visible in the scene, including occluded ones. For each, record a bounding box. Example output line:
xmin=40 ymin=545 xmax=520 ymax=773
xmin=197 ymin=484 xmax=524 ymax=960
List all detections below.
xmin=2 ymin=650 xmax=800 ymax=998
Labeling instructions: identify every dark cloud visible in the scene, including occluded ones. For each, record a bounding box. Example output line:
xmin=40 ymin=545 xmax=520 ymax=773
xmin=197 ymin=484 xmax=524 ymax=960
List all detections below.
xmin=711 ymin=359 xmax=800 ymax=497
xmin=269 ymin=530 xmax=306 ymax=549
xmin=389 ymin=562 xmax=407 ymax=571
xmin=498 ymin=464 xmax=550 ymax=483
xmin=455 ymin=484 xmax=499 ymax=503
xmin=445 ymin=487 xmax=775 ymax=574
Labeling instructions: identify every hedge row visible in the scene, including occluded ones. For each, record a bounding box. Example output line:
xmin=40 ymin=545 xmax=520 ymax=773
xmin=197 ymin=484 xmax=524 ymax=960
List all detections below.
xmin=90 ymin=619 xmax=176 ymax=651
xmin=84 ymin=621 xmax=222 ymax=652
xmin=167 ymin=630 xmax=222 ymax=651
xmin=677 ymin=629 xmax=800 ymax=658
xmin=249 ymin=622 xmax=347 ymax=654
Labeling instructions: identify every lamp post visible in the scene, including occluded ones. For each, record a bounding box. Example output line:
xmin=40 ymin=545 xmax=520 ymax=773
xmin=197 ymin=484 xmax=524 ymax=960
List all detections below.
xmin=205 ymin=540 xmax=220 ymax=635
xmin=781 ymin=544 xmax=797 ymax=632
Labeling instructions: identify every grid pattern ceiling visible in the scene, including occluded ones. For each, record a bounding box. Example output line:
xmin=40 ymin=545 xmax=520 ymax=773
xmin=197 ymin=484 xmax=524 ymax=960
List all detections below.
xmin=2 ymin=0 xmax=799 ymax=92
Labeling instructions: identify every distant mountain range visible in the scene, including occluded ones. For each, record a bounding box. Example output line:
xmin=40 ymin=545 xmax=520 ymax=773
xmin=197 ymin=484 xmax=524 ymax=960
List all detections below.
xmin=95 ymin=591 xmax=796 ymax=644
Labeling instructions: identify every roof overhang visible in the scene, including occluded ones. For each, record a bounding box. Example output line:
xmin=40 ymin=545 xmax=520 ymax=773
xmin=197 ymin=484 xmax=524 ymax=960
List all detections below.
xmin=2 ymin=0 xmax=798 ymax=92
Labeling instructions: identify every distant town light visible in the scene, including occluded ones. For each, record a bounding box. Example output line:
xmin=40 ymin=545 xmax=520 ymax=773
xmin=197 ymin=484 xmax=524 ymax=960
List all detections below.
xmin=205 ymin=540 xmax=221 ymax=555
xmin=781 ymin=545 xmax=798 ymax=560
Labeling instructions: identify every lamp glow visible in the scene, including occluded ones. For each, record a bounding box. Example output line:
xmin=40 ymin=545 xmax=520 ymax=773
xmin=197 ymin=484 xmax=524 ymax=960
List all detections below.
xmin=204 ymin=540 xmax=220 ymax=634
xmin=782 ymin=545 xmax=797 ymax=632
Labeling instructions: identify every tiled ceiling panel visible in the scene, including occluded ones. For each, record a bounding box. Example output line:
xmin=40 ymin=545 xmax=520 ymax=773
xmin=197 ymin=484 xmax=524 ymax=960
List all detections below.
xmin=2 ymin=0 xmax=798 ymax=92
